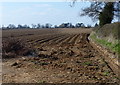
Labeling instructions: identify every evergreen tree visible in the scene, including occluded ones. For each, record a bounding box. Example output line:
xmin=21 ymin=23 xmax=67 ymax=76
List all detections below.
xmin=99 ymin=2 xmax=114 ymax=26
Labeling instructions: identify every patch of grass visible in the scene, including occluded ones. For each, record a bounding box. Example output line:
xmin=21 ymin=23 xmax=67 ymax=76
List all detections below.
xmin=90 ymin=32 xmax=96 ymax=39
xmin=83 ymin=61 xmax=92 ymax=66
xmin=113 ymin=77 xmax=120 ymax=80
xmin=102 ymin=71 xmax=110 ymax=76
xmin=38 ymin=80 xmax=46 ymax=83
xmin=90 ymin=33 xmax=120 ymax=56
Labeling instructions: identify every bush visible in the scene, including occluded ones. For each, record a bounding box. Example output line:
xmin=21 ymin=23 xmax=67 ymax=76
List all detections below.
xmin=2 ymin=39 xmax=33 ymax=59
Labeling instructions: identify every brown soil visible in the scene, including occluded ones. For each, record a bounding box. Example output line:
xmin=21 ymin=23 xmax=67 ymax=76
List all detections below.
xmin=2 ymin=29 xmax=119 ymax=83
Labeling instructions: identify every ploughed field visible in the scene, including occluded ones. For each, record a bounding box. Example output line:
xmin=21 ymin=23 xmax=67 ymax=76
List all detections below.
xmin=2 ymin=28 xmax=118 ymax=83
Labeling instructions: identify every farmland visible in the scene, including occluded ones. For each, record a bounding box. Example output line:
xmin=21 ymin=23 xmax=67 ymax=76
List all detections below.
xmin=2 ymin=28 xmax=119 ymax=83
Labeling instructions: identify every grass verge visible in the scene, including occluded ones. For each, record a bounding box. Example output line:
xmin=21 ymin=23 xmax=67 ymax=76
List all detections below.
xmin=90 ymin=32 xmax=120 ymax=56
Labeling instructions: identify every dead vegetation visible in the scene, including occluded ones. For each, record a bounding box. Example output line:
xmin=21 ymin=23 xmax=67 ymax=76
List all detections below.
xmin=94 ymin=22 xmax=120 ymax=41
xmin=2 ymin=39 xmax=35 ymax=59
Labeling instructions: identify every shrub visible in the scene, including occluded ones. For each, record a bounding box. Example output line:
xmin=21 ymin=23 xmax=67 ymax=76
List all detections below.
xmin=2 ymin=39 xmax=33 ymax=59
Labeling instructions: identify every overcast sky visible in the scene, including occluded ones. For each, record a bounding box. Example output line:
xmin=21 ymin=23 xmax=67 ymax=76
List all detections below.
xmin=1 ymin=2 xmax=98 ymax=27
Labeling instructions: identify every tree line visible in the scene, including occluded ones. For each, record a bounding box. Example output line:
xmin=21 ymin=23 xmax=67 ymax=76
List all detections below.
xmin=1 ymin=23 xmax=98 ymax=29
